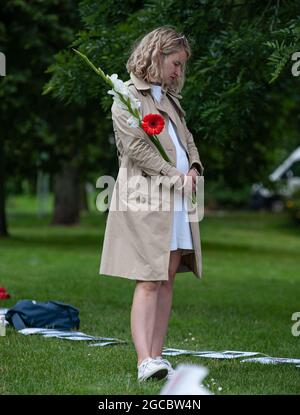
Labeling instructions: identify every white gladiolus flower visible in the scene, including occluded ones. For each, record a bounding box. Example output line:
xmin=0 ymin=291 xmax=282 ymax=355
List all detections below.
xmin=127 ymin=115 xmax=139 ymax=128
xmin=108 ymin=86 xmax=141 ymax=124
xmin=107 ymin=89 xmax=117 ymax=98
xmin=116 ymin=101 xmax=128 ymax=110
xmin=107 ymin=74 xmax=141 ymax=114
xmin=107 ymin=74 xmax=129 ymax=97
xmin=107 ymin=89 xmax=126 ymax=107
xmin=129 ymin=94 xmax=141 ymax=111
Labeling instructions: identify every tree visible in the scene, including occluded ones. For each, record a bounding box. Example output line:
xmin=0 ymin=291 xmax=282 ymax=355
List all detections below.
xmin=2 ymin=0 xmax=299 ymax=233
xmin=45 ymin=0 xmax=300 ymax=200
xmin=0 ymin=0 xmax=111 ymax=234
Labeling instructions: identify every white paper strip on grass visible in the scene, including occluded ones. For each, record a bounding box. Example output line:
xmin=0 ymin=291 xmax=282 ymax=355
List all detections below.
xmin=194 ymin=351 xmax=260 ymax=359
xmin=241 ymin=357 xmax=300 ymax=365
xmin=162 ymin=348 xmax=260 ymax=359
xmin=43 ymin=334 xmax=97 ymax=341
xmin=19 ymin=328 xmax=94 ymax=337
xmin=162 ymin=348 xmax=215 ymax=356
xmin=88 ymin=341 xmax=124 ymax=347
xmin=18 ymin=327 xmax=126 ymax=343
xmin=18 ymin=328 xmax=49 ymax=335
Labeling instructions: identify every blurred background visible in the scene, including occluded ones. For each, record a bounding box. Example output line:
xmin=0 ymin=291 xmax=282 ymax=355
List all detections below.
xmin=1 ymin=0 xmax=300 ymax=230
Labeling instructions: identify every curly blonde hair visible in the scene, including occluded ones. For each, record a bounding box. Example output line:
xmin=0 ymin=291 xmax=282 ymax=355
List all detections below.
xmin=126 ymin=26 xmax=191 ymax=94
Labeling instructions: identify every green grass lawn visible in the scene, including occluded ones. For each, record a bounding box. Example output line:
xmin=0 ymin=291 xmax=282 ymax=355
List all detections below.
xmin=1 ymin=201 xmax=300 ymax=395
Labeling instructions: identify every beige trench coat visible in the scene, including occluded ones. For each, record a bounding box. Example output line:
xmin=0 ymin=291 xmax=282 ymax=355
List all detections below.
xmin=99 ymin=72 xmax=204 ymax=281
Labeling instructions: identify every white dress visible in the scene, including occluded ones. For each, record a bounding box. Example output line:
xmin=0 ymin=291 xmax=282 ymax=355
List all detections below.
xmin=150 ymin=84 xmax=194 ymax=251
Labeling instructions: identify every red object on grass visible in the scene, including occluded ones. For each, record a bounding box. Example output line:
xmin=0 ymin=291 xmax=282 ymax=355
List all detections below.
xmin=141 ymin=113 xmax=165 ymax=135
xmin=0 ymin=287 xmax=10 ymax=299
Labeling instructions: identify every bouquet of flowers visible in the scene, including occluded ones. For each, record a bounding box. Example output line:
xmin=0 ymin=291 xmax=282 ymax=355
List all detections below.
xmin=73 ymin=49 xmax=196 ymax=205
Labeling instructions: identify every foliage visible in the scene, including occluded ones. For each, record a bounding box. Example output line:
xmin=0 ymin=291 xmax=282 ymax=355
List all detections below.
xmin=2 ymin=0 xmax=300 ymax=212
xmin=265 ymin=15 xmax=300 ymax=83
xmin=0 ymin=0 xmax=81 ymax=180
xmin=44 ymin=0 xmax=300 ymax=192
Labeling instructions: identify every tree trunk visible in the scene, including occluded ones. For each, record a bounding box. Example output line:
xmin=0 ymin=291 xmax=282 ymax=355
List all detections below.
xmin=80 ymin=182 xmax=89 ymax=212
xmin=52 ymin=162 xmax=80 ymax=225
xmin=0 ymin=138 xmax=9 ymax=237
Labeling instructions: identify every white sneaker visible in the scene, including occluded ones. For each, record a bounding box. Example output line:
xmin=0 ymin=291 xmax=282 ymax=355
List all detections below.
xmin=154 ymin=357 xmax=175 ymax=380
xmin=137 ymin=357 xmax=169 ymax=382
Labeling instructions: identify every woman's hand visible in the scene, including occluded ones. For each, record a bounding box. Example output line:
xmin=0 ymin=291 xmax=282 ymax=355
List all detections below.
xmin=186 ymin=168 xmax=198 ymax=193
xmin=181 ymin=166 xmax=202 ymax=195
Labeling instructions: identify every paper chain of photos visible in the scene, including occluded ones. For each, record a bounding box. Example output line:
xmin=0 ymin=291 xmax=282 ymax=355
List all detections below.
xmin=1 ymin=309 xmax=299 ymax=365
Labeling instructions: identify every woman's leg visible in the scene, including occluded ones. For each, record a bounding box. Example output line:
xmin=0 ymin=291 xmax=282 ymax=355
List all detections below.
xmin=130 ymin=280 xmax=161 ymax=365
xmin=150 ymin=249 xmax=183 ymax=358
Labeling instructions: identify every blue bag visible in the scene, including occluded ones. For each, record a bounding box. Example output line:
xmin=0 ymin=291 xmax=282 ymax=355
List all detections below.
xmin=5 ymin=300 xmax=80 ymax=331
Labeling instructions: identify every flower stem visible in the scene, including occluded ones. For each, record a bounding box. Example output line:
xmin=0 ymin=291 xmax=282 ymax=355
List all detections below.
xmin=72 ymin=48 xmax=113 ymax=88
xmin=150 ymin=135 xmax=172 ymax=163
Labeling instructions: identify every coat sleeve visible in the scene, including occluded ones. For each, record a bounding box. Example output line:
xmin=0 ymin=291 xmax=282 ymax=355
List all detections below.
xmin=111 ymin=101 xmax=186 ymax=191
xmin=182 ymin=117 xmax=204 ymax=175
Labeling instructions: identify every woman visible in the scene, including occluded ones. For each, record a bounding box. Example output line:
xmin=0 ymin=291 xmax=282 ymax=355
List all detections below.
xmin=99 ymin=26 xmax=204 ymax=382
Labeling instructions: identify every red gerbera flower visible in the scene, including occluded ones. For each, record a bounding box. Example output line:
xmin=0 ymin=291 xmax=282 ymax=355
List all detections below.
xmin=141 ymin=113 xmax=165 ymax=135
xmin=0 ymin=287 xmax=10 ymax=299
